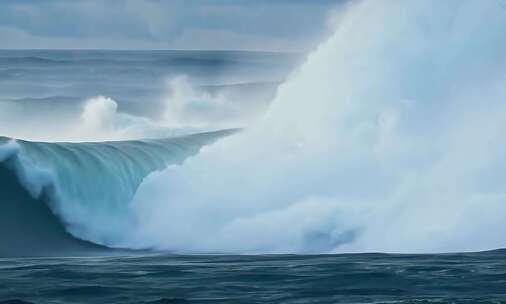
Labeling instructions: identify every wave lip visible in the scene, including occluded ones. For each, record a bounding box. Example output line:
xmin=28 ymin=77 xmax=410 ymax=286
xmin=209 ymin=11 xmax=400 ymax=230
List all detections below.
xmin=0 ymin=130 xmax=236 ymax=257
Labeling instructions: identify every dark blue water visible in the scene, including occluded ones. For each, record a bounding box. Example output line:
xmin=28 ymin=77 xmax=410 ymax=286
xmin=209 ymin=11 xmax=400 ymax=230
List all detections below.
xmin=2 ymin=251 xmax=506 ymax=303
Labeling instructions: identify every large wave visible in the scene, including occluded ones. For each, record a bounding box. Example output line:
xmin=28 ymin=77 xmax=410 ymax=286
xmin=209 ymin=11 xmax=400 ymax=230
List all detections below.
xmin=0 ymin=130 xmax=235 ymax=256
xmin=3 ymin=0 xmax=506 ymax=255
xmin=116 ymin=0 xmax=506 ymax=254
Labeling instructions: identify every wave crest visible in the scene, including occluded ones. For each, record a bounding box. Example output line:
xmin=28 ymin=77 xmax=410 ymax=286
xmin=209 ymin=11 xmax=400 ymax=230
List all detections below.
xmin=0 ymin=130 xmax=235 ymax=255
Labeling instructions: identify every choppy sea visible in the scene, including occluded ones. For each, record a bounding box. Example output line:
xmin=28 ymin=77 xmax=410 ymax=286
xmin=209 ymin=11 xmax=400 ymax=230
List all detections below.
xmin=2 ymin=252 xmax=506 ymax=304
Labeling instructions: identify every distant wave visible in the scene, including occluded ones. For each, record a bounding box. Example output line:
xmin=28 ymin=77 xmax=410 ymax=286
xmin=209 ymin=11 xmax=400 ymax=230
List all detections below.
xmin=2 ymin=96 xmax=81 ymax=103
xmin=198 ymin=81 xmax=281 ymax=92
xmin=0 ymin=130 xmax=236 ymax=257
xmin=0 ymin=55 xmax=291 ymax=67
xmin=0 ymin=56 xmax=65 ymax=65
xmin=0 ymin=80 xmax=281 ymax=103
xmin=0 ymin=49 xmax=301 ymax=70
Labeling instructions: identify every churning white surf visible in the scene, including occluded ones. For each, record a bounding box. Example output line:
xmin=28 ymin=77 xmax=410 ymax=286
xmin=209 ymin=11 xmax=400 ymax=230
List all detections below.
xmin=120 ymin=0 xmax=506 ymax=254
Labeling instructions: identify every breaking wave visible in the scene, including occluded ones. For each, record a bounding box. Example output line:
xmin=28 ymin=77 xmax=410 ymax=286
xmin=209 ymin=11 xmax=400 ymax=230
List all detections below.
xmin=3 ymin=0 xmax=506 ymax=256
xmin=0 ymin=130 xmax=235 ymax=256
xmin=124 ymin=0 xmax=506 ymax=254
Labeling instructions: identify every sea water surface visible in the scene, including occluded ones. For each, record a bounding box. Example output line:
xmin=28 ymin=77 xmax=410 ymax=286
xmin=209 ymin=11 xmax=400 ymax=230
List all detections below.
xmin=2 ymin=251 xmax=506 ymax=304
xmin=4 ymin=1 xmax=506 ymax=302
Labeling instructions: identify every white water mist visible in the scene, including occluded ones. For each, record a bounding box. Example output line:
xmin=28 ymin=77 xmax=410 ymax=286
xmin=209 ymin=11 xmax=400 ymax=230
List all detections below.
xmin=124 ymin=0 xmax=506 ymax=254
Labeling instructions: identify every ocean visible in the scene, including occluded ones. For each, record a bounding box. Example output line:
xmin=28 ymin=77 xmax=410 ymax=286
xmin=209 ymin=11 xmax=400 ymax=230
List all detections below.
xmin=2 ymin=49 xmax=506 ymax=304
xmin=3 ymin=1 xmax=506 ymax=301
xmin=0 ymin=49 xmax=298 ymax=258
xmin=2 ymin=252 xmax=506 ymax=303
xmin=0 ymin=50 xmax=298 ymax=141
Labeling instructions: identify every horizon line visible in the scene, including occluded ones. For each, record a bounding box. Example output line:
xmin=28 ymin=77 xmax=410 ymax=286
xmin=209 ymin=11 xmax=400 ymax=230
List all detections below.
xmin=0 ymin=48 xmax=303 ymax=54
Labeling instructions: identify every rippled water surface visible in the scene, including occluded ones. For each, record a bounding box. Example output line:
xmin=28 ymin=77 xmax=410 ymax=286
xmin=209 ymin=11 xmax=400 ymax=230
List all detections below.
xmin=2 ymin=251 xmax=506 ymax=303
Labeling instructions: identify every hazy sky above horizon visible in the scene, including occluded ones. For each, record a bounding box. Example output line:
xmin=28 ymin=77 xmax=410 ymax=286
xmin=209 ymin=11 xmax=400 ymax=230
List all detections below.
xmin=0 ymin=0 xmax=343 ymax=52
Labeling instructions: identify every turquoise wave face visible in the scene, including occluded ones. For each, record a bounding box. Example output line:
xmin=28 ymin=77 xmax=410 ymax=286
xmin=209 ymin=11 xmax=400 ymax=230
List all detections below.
xmin=0 ymin=129 xmax=237 ymax=256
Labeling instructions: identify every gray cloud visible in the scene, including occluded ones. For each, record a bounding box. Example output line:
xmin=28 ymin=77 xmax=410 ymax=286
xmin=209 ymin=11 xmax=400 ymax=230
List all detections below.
xmin=0 ymin=0 xmax=343 ymax=51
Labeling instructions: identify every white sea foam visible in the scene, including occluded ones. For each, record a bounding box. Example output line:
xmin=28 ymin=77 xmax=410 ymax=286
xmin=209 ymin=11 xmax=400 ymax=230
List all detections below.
xmin=77 ymin=96 xmax=168 ymax=141
xmin=125 ymin=0 xmax=506 ymax=254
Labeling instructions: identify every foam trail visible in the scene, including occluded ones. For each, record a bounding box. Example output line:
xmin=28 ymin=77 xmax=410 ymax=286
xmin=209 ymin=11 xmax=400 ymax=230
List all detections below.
xmin=126 ymin=0 xmax=506 ymax=254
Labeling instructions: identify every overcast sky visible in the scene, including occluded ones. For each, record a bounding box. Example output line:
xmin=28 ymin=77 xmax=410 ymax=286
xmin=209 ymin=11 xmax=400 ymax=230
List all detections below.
xmin=0 ymin=0 xmax=344 ymax=51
